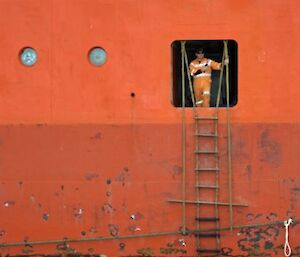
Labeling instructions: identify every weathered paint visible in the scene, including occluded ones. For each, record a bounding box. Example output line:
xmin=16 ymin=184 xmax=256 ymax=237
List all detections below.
xmin=0 ymin=0 xmax=299 ymax=256
xmin=0 ymin=124 xmax=298 ymax=256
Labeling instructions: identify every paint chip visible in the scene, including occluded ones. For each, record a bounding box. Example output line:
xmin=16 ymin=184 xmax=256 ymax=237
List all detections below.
xmin=178 ymin=238 xmax=186 ymax=246
xmin=108 ymin=224 xmax=119 ymax=237
xmin=128 ymin=225 xmax=141 ymax=232
xmin=119 ymin=242 xmax=126 ymax=251
xmin=84 ymin=172 xmax=99 ymax=181
xmin=4 ymin=201 xmax=15 ymax=208
xmin=0 ymin=230 xmax=7 ymax=237
xmin=90 ymin=132 xmax=102 ymax=140
xmin=74 ymin=207 xmax=84 ymax=218
xmin=89 ymin=226 xmax=97 ymax=233
xmin=115 ymin=168 xmax=129 ymax=186
xmin=42 ymin=213 xmax=49 ymax=221
xmin=102 ymin=203 xmax=115 ymax=214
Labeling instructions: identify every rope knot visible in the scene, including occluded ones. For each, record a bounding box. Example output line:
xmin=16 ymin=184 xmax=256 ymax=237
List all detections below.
xmin=284 ymin=218 xmax=293 ymax=257
xmin=284 ymin=218 xmax=293 ymax=227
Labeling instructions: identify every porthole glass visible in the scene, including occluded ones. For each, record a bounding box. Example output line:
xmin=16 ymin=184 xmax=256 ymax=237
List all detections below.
xmin=89 ymin=47 xmax=107 ymax=66
xmin=20 ymin=47 xmax=38 ymax=66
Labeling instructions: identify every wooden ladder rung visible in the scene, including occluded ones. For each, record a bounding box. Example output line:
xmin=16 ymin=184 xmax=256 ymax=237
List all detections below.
xmin=195 ymin=184 xmax=219 ymax=189
xmin=194 ymin=116 xmax=218 ymax=120
xmin=194 ymin=232 xmax=220 ymax=238
xmin=194 ymin=133 xmax=218 ymax=137
xmin=195 ymin=167 xmax=219 ymax=172
xmin=195 ymin=217 xmax=220 ymax=222
xmin=197 ymin=248 xmax=221 ymax=253
xmin=194 ymin=150 xmax=218 ymax=154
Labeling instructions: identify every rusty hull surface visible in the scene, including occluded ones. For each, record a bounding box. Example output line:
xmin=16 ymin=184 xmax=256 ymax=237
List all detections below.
xmin=0 ymin=123 xmax=299 ymax=256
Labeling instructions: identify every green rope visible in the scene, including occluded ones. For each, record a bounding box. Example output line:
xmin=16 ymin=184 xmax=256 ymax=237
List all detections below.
xmin=0 ymin=231 xmax=182 ymax=247
xmin=183 ymin=49 xmax=196 ymax=107
xmin=181 ymin=41 xmax=187 ymax=235
xmin=2 ymin=220 xmax=297 ymax=248
xmin=223 ymin=40 xmax=233 ymax=231
xmin=216 ymin=44 xmax=226 ymax=108
xmin=182 ymin=44 xmax=201 ymax=250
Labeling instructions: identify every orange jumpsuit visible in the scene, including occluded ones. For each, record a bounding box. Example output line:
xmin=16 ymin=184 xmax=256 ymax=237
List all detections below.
xmin=189 ymin=58 xmax=221 ymax=107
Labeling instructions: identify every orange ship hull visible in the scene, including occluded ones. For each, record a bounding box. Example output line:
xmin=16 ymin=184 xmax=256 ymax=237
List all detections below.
xmin=0 ymin=0 xmax=299 ymax=256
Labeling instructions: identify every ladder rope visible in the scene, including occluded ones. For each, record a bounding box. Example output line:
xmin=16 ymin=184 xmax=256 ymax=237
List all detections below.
xmin=180 ymin=41 xmax=187 ymax=235
xmin=223 ymin=40 xmax=233 ymax=231
xmin=214 ymin=110 xmax=221 ymax=253
xmin=214 ymin=41 xmax=226 ymax=254
xmin=184 ymin=49 xmax=196 ymax=108
xmin=183 ymin=44 xmax=201 ymax=250
xmin=181 ymin=41 xmax=186 ymax=235
xmin=216 ymin=44 xmax=226 ymax=108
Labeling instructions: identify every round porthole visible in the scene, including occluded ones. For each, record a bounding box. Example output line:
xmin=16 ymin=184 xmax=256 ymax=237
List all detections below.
xmin=20 ymin=47 xmax=38 ymax=66
xmin=88 ymin=47 xmax=107 ymax=66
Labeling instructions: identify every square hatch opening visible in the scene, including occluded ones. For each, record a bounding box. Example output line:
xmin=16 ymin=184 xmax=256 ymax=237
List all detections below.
xmin=171 ymin=40 xmax=238 ymax=108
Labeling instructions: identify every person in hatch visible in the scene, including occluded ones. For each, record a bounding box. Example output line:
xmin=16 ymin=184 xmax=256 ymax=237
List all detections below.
xmin=189 ymin=48 xmax=228 ymax=107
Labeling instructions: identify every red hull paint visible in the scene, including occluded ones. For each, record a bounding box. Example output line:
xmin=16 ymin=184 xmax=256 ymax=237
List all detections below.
xmin=0 ymin=0 xmax=299 ymax=256
xmin=0 ymin=123 xmax=299 ymax=256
